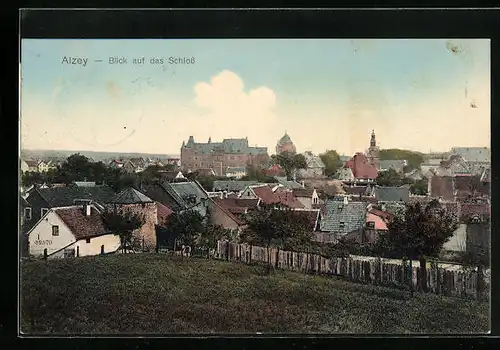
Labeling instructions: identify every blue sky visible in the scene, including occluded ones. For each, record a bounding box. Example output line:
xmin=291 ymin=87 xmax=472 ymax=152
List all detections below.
xmin=21 ymin=39 xmax=490 ymax=155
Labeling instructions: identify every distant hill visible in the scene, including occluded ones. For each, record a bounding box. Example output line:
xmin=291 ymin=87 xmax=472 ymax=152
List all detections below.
xmin=21 ymin=149 xmax=180 ymax=162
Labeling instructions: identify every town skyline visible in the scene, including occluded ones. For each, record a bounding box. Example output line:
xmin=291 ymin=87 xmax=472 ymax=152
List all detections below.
xmin=21 ymin=39 xmax=490 ymax=155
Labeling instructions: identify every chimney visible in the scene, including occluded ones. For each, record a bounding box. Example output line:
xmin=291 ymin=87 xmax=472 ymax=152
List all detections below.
xmin=83 ymin=203 xmax=91 ymax=216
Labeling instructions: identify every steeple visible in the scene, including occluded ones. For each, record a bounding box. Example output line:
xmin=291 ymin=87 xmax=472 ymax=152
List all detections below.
xmin=181 ymin=140 xmax=185 ymax=148
xmin=370 ymin=129 xmax=376 ymax=148
xmin=208 ymin=137 xmax=211 ymax=144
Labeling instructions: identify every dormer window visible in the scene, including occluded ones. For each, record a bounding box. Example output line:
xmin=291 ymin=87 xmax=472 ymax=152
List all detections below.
xmin=24 ymin=208 xmax=32 ymax=220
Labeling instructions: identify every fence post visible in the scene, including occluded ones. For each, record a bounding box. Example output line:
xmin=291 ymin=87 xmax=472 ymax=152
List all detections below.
xmin=419 ymin=256 xmax=428 ymax=293
xmin=476 ymin=265 xmax=484 ymax=300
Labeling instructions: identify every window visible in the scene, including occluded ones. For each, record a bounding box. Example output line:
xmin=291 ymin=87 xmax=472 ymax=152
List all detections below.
xmin=86 ymin=238 xmax=91 ymax=244
xmin=52 ymin=225 xmax=59 ymax=236
xmin=41 ymin=208 xmax=49 ymax=217
xmin=24 ymin=208 xmax=32 ymax=220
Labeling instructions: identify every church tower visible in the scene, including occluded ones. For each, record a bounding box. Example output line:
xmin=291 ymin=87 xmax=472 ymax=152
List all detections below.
xmin=366 ymin=129 xmax=380 ymax=170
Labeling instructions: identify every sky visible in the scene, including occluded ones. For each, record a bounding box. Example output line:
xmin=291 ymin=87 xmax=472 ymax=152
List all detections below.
xmin=20 ymin=39 xmax=490 ymax=156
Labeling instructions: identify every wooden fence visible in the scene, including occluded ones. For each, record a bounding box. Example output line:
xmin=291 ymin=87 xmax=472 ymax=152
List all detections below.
xmin=216 ymin=241 xmax=482 ymax=300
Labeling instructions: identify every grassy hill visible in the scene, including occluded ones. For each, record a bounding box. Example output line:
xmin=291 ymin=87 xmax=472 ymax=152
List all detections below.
xmin=20 ymin=254 xmax=489 ymax=334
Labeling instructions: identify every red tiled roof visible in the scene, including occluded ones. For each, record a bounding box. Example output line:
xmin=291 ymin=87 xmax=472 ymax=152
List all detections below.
xmin=263 ymin=165 xmax=284 ymax=176
xmin=252 ymin=185 xmax=280 ymax=205
xmin=345 ymin=154 xmax=378 ymax=179
xmin=156 ymin=201 xmax=173 ymax=225
xmin=212 ymin=198 xmax=245 ymax=225
xmin=369 ymin=208 xmax=394 ymax=221
xmin=55 ymin=206 xmax=109 ymax=240
xmin=214 ymin=197 xmax=260 ymax=214
xmin=275 ymin=191 xmax=305 ymax=209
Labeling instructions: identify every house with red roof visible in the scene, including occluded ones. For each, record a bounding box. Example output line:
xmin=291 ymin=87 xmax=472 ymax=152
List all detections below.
xmin=207 ymin=198 xmax=249 ymax=232
xmin=263 ymin=165 xmax=285 ymax=177
xmin=26 ymin=203 xmax=121 ymax=258
xmin=343 ymin=153 xmax=378 ymax=183
xmin=239 ymin=184 xmax=304 ymax=208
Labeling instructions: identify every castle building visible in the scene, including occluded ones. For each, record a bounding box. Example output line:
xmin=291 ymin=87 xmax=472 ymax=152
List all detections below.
xmin=276 ymin=132 xmax=297 ymax=155
xmin=180 ymin=136 xmax=269 ymax=176
xmin=366 ymin=129 xmax=380 ymax=170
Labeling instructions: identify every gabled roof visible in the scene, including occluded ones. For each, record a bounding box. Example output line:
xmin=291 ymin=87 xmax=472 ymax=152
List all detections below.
xmin=140 ymin=183 xmax=184 ymax=212
xmin=111 ymin=187 xmax=154 ymax=204
xmin=213 ymin=197 xmax=260 ymax=215
xmin=156 ymin=201 xmax=173 ymax=225
xmin=55 ymin=205 xmax=109 ymax=240
xmin=374 ymin=186 xmax=410 ymax=203
xmin=345 ymin=153 xmax=378 ymax=179
xmin=275 ymin=191 xmax=305 ymax=209
xmin=35 ymin=186 xmax=116 ymax=207
xmin=274 ymin=177 xmax=304 ymax=189
xmin=320 ymin=198 xmax=368 ymax=235
xmin=25 ymin=160 xmax=39 ymax=167
xmin=211 ymin=198 xmax=245 ymax=225
xmin=251 ymin=185 xmax=279 ymax=205
xmin=368 ymin=208 xmax=394 ymax=221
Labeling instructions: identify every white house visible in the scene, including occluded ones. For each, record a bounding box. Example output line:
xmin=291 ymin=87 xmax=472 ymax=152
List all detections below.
xmin=292 ymin=188 xmax=321 ymax=209
xmin=27 ymin=204 xmax=120 ymax=258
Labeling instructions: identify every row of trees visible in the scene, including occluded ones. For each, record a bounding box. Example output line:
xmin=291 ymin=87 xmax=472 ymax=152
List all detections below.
xmin=21 ymin=154 xmax=176 ymax=192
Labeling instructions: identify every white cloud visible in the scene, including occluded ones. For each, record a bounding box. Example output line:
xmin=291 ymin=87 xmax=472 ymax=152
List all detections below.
xmin=189 ymin=70 xmax=279 ymax=148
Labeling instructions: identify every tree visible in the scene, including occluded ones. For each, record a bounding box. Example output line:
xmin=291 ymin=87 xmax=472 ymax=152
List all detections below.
xmin=273 ymin=152 xmax=307 ymax=179
xmin=375 ymin=200 xmax=459 ymax=292
xmin=193 ymin=224 xmax=234 ymax=258
xmin=377 ymin=200 xmax=458 ymax=259
xmin=21 ymin=171 xmax=45 ymax=187
xmin=157 ymin=210 xmax=205 ymax=249
xmin=242 ymin=203 xmax=312 ymax=273
xmin=376 ymin=168 xmax=403 ymax=187
xmin=319 ymin=150 xmax=342 ymax=177
xmin=102 ymin=208 xmax=146 ymax=253
xmin=379 ymin=149 xmax=424 ymax=171
xmin=56 ymin=153 xmax=93 ymax=184
xmin=409 ymin=177 xmax=428 ymax=195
